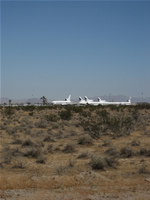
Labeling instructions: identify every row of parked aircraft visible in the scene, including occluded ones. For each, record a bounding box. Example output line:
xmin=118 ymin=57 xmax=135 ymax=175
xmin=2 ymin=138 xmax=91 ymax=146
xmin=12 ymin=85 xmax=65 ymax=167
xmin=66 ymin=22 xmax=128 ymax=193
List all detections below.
xmin=51 ymin=95 xmax=132 ymax=106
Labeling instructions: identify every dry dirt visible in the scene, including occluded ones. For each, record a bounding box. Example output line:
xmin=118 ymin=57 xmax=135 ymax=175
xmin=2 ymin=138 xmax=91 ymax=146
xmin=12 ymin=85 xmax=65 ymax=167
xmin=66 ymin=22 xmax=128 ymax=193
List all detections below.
xmin=0 ymin=105 xmax=150 ymax=199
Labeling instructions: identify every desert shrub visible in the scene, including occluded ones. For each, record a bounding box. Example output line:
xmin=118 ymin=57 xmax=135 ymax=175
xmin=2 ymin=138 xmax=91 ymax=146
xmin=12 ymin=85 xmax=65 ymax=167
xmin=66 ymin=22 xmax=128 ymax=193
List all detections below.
xmin=4 ymin=107 xmax=15 ymax=116
xmin=104 ymin=156 xmax=118 ymax=168
xmin=90 ymin=155 xmax=106 ymax=170
xmin=78 ymin=135 xmax=93 ymax=145
xmin=2 ymin=153 xmax=12 ymax=164
xmin=139 ymin=148 xmax=150 ymax=156
xmin=56 ymin=165 xmax=69 ymax=176
xmin=46 ymin=144 xmax=53 ymax=154
xmin=24 ymin=129 xmax=32 ymax=135
xmin=54 ymin=146 xmax=61 ymax=152
xmin=54 ymin=131 xmax=63 ymax=139
xmin=6 ymin=127 xmax=17 ymax=135
xmin=97 ymin=110 xmax=109 ymax=119
xmin=78 ymin=151 xmax=89 ymax=159
xmin=28 ymin=112 xmax=34 ymax=116
xmin=35 ymin=119 xmax=47 ymax=128
xmin=68 ymin=159 xmax=76 ymax=168
xmin=131 ymin=140 xmax=140 ymax=146
xmin=11 ymin=148 xmax=24 ymax=157
xmin=36 ymin=139 xmax=44 ymax=147
xmin=135 ymin=103 xmax=150 ymax=110
xmin=70 ymin=106 xmax=83 ymax=113
xmin=63 ymin=143 xmax=76 ymax=153
xmin=102 ymin=139 xmax=112 ymax=146
xmin=64 ymin=131 xmax=77 ymax=138
xmin=45 ymin=114 xmax=58 ymax=122
xmin=12 ymin=160 xmax=25 ymax=169
xmin=132 ymin=109 xmax=139 ymax=121
xmin=1 ymin=124 xmax=6 ymax=130
xmin=12 ymin=139 xmax=22 ymax=144
xmin=120 ymin=147 xmax=133 ymax=158
xmin=36 ymin=155 xmax=47 ymax=164
xmin=43 ymin=135 xmax=55 ymax=142
xmin=138 ymin=163 xmax=148 ymax=174
xmin=105 ymin=147 xmax=119 ymax=156
xmin=22 ymin=138 xmax=34 ymax=146
xmin=21 ymin=105 xmax=36 ymax=111
xmin=59 ymin=109 xmax=72 ymax=120
xmin=24 ymin=147 xmax=41 ymax=158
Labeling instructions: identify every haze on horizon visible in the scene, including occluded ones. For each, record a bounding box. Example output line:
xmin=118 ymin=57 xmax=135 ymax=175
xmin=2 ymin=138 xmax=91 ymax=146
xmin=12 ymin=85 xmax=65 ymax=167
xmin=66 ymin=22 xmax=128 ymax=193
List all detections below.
xmin=1 ymin=0 xmax=150 ymax=100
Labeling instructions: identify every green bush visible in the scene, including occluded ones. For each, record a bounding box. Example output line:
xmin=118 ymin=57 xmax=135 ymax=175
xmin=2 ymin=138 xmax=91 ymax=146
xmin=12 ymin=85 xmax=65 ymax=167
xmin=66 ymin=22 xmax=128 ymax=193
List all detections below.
xmin=4 ymin=107 xmax=15 ymax=116
xmin=59 ymin=110 xmax=72 ymax=120
xmin=45 ymin=114 xmax=58 ymax=122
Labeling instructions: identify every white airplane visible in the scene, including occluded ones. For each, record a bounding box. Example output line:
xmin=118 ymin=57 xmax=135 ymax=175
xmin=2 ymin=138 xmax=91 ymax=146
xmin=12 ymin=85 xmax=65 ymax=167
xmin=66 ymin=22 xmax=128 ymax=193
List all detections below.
xmin=86 ymin=101 xmax=100 ymax=106
xmin=78 ymin=96 xmax=87 ymax=105
xmin=51 ymin=95 xmax=72 ymax=105
xmin=84 ymin=96 xmax=101 ymax=106
xmin=97 ymin=97 xmax=110 ymax=105
xmin=109 ymin=97 xmax=131 ymax=105
xmin=84 ymin=96 xmax=94 ymax=103
xmin=84 ymin=96 xmax=110 ymax=106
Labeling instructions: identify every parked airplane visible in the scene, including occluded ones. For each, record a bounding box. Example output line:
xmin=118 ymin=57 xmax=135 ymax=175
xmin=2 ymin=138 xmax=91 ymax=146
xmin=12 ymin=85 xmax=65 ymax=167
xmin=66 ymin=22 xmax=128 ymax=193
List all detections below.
xmin=109 ymin=97 xmax=131 ymax=105
xmin=78 ymin=96 xmax=87 ymax=105
xmin=97 ymin=97 xmax=110 ymax=105
xmin=83 ymin=96 xmax=131 ymax=106
xmin=83 ymin=96 xmax=101 ymax=106
xmin=51 ymin=95 xmax=72 ymax=105
xmin=84 ymin=96 xmax=94 ymax=103
xmin=86 ymin=100 xmax=100 ymax=106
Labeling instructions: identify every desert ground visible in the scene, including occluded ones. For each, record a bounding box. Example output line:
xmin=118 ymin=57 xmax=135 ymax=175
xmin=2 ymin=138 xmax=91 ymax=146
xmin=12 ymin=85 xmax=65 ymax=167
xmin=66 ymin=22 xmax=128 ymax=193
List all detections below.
xmin=0 ymin=104 xmax=150 ymax=200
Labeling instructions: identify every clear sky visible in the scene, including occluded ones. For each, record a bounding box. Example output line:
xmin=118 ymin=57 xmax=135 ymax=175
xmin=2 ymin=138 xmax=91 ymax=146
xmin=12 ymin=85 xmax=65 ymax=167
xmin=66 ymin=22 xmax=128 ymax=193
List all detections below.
xmin=1 ymin=0 xmax=150 ymax=100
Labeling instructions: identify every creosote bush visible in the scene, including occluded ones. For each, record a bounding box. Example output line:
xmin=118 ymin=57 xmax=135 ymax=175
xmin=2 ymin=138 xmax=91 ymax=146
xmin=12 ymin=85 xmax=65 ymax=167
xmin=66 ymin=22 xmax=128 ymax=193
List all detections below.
xmin=63 ymin=143 xmax=76 ymax=153
xmin=56 ymin=165 xmax=69 ymax=176
xmin=59 ymin=109 xmax=72 ymax=120
xmin=78 ymin=151 xmax=89 ymax=159
xmin=90 ymin=155 xmax=106 ymax=170
xmin=68 ymin=159 xmax=76 ymax=168
xmin=131 ymin=140 xmax=140 ymax=146
xmin=22 ymin=138 xmax=34 ymax=146
xmin=46 ymin=144 xmax=53 ymax=154
xmin=36 ymin=155 xmax=47 ymax=164
xmin=78 ymin=135 xmax=93 ymax=145
xmin=139 ymin=148 xmax=150 ymax=156
xmin=138 ymin=163 xmax=148 ymax=174
xmin=24 ymin=147 xmax=41 ymax=158
xmin=120 ymin=147 xmax=133 ymax=158
xmin=105 ymin=147 xmax=118 ymax=157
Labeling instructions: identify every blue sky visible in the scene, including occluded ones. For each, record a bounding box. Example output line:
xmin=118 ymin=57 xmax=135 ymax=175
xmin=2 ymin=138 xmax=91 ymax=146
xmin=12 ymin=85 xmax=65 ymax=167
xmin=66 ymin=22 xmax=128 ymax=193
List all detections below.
xmin=1 ymin=0 xmax=150 ymax=100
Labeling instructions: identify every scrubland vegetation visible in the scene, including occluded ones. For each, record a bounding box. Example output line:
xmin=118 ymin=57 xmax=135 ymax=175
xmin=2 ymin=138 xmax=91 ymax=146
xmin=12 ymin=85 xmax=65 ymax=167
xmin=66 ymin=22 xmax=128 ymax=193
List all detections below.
xmin=0 ymin=104 xmax=150 ymax=199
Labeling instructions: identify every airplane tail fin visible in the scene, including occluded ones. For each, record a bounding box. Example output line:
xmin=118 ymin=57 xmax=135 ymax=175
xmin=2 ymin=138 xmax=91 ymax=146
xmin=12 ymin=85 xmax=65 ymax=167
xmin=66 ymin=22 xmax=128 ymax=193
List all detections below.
xmin=84 ymin=96 xmax=88 ymax=101
xmin=128 ymin=97 xmax=131 ymax=103
xmin=79 ymin=96 xmax=82 ymax=101
xmin=97 ymin=97 xmax=101 ymax=102
xmin=67 ymin=95 xmax=71 ymax=101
